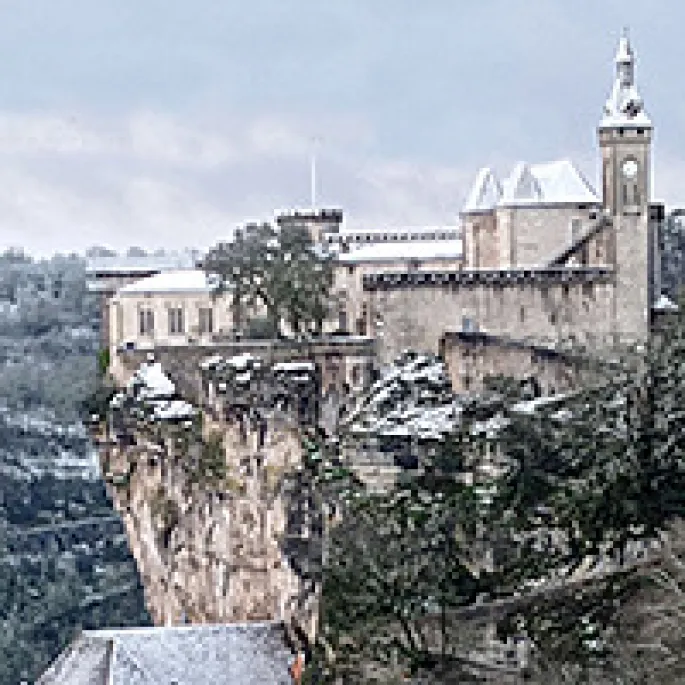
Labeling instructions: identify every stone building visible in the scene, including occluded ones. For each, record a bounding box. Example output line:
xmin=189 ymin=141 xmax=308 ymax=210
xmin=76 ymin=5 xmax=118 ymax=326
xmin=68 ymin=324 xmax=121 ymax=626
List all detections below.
xmin=342 ymin=32 xmax=667 ymax=390
xmin=95 ymin=32 xmax=670 ymax=398
xmin=106 ymin=269 xmax=228 ymax=352
xmin=86 ymin=251 xmax=199 ymax=347
xmin=36 ymin=622 xmax=296 ymax=684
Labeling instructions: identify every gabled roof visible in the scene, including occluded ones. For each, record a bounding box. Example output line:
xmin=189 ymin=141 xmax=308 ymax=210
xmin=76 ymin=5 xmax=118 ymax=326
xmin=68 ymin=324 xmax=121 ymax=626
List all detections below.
xmin=462 ymin=160 xmax=599 ymax=213
xmin=461 ymin=167 xmax=503 ymax=214
xmin=499 ymin=160 xmax=600 ymax=207
xmin=37 ymin=622 xmax=295 ymax=685
xmin=502 ymin=162 xmax=543 ymax=203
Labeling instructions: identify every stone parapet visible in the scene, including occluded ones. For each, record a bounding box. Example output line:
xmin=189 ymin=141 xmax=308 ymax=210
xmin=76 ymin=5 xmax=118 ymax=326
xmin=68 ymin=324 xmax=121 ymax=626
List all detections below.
xmin=363 ymin=266 xmax=614 ymax=291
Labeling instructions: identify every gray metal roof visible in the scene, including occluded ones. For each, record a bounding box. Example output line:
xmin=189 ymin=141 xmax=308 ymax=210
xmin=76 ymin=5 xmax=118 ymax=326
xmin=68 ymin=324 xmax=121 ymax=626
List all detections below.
xmin=37 ymin=622 xmax=295 ymax=685
xmin=85 ymin=252 xmax=198 ymax=274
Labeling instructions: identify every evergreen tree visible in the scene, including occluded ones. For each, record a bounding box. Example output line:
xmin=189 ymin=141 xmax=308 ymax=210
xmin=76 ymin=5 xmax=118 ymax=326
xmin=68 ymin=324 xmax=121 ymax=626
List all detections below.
xmin=203 ymin=222 xmax=334 ymax=338
xmin=303 ymin=318 xmax=685 ymax=682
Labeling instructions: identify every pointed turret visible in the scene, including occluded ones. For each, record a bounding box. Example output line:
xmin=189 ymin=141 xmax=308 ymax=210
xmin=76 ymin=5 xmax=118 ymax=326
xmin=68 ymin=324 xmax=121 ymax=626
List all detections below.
xmin=601 ymin=29 xmax=651 ymax=129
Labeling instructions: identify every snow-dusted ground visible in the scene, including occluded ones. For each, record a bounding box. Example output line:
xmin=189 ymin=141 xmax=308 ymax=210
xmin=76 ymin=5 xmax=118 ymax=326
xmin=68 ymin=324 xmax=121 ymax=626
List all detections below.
xmin=345 ymin=351 xmax=461 ymax=442
xmin=0 ymin=403 xmax=100 ymax=480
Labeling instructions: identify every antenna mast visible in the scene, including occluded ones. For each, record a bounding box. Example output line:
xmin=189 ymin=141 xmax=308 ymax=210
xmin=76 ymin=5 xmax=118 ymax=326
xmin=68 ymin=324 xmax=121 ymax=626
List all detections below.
xmin=310 ymin=151 xmax=317 ymax=209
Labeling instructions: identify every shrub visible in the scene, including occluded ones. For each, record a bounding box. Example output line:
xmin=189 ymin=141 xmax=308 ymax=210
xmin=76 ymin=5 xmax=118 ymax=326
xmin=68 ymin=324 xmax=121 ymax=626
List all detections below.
xmin=96 ymin=348 xmax=110 ymax=377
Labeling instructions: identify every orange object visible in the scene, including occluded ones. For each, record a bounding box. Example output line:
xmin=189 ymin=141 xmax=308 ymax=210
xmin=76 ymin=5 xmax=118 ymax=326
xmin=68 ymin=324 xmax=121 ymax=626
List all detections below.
xmin=290 ymin=651 xmax=305 ymax=683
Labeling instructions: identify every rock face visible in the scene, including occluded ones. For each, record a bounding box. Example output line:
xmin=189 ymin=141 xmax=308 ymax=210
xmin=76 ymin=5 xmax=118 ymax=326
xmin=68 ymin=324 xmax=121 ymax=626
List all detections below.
xmin=96 ymin=353 xmax=321 ymax=642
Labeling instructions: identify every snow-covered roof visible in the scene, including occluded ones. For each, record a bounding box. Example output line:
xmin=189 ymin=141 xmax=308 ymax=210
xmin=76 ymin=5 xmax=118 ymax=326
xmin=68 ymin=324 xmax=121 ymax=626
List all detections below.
xmin=600 ymin=32 xmax=652 ymax=129
xmin=462 ymin=167 xmax=503 ymax=213
xmin=337 ymin=240 xmax=463 ymax=263
xmin=117 ymin=269 xmax=214 ymax=295
xmin=36 ymin=621 xmax=294 ymax=685
xmin=499 ymin=160 xmax=600 ymax=206
xmin=461 ymin=160 xmax=599 ymax=213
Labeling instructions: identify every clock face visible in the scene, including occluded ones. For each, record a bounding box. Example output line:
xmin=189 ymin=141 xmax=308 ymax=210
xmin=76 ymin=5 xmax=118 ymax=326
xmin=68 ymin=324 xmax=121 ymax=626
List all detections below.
xmin=622 ymin=159 xmax=639 ymax=179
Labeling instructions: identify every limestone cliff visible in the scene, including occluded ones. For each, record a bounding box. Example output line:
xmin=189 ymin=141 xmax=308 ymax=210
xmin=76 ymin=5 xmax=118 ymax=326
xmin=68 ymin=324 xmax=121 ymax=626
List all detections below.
xmin=93 ymin=353 xmax=322 ymax=643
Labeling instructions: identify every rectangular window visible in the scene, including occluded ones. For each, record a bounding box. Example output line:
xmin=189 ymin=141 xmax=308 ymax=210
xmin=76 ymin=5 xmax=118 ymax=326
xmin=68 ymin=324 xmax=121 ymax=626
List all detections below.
xmin=338 ymin=306 xmax=348 ymax=332
xmin=168 ymin=307 xmax=184 ymax=335
xmin=356 ymin=302 xmax=369 ymax=336
xmin=138 ymin=308 xmax=154 ymax=336
xmin=198 ymin=307 xmax=214 ymax=335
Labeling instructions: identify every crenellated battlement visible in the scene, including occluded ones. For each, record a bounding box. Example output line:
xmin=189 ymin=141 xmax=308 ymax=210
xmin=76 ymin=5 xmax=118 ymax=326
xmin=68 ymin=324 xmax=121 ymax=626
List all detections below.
xmin=275 ymin=208 xmax=343 ymax=229
xmin=362 ymin=266 xmax=614 ymax=291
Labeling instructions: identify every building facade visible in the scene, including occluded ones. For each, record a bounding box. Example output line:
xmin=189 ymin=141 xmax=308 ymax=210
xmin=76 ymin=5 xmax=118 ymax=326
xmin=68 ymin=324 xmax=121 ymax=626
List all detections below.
xmin=97 ymin=33 xmax=669 ymax=397
xmin=350 ymin=32 xmax=664 ymax=390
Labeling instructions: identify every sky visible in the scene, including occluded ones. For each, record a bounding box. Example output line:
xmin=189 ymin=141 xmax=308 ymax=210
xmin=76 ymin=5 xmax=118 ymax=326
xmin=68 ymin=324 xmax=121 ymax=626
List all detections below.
xmin=0 ymin=0 xmax=682 ymax=258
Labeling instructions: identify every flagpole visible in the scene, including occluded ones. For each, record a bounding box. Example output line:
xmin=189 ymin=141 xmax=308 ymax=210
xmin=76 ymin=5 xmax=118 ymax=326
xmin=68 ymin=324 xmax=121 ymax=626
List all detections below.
xmin=310 ymin=152 xmax=317 ymax=210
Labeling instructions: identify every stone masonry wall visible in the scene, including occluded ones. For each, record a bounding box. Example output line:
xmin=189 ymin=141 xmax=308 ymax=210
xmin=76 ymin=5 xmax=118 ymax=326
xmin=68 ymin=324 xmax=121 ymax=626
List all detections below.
xmin=369 ymin=277 xmax=617 ymax=363
xmin=441 ymin=332 xmax=593 ymax=394
xmin=498 ymin=204 xmax=600 ymax=268
xmin=110 ymin=338 xmax=375 ymax=407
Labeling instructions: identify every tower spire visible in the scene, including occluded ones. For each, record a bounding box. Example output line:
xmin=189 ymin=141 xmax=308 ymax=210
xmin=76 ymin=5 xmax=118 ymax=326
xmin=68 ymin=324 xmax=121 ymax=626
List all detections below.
xmin=601 ymin=29 xmax=650 ymax=129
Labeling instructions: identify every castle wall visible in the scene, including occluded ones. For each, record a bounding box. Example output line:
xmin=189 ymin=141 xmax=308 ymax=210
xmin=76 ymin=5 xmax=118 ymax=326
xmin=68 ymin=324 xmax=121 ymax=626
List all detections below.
xmin=461 ymin=211 xmax=499 ymax=269
xmin=441 ymin=332 xmax=591 ymax=394
xmin=109 ymin=338 xmax=375 ymax=407
xmin=332 ymin=255 xmax=463 ymax=336
xmin=497 ymin=204 xmax=600 ymax=267
xmin=367 ymin=274 xmax=616 ymax=363
xmin=276 ymin=208 xmax=343 ymax=245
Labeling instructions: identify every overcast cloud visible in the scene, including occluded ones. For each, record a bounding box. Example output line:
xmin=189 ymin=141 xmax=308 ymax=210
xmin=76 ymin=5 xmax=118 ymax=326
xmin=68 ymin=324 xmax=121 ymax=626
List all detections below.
xmin=0 ymin=0 xmax=681 ymax=257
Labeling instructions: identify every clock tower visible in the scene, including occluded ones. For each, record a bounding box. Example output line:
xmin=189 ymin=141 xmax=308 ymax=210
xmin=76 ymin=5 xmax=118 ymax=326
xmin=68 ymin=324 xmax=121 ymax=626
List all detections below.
xmin=598 ymin=30 xmax=654 ymax=341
